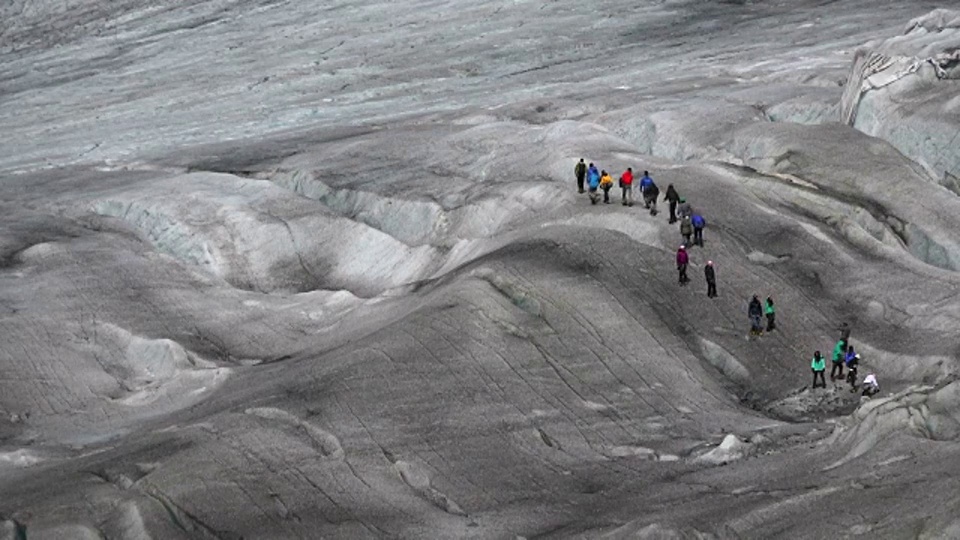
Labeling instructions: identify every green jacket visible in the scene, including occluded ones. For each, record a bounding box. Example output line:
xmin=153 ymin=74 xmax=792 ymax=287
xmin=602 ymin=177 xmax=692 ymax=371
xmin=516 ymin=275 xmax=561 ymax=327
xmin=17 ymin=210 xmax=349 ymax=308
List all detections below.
xmin=832 ymin=340 xmax=846 ymax=362
xmin=765 ymin=303 xmax=775 ymax=315
xmin=811 ymin=355 xmax=825 ymax=371
xmin=575 ymin=162 xmax=586 ymax=178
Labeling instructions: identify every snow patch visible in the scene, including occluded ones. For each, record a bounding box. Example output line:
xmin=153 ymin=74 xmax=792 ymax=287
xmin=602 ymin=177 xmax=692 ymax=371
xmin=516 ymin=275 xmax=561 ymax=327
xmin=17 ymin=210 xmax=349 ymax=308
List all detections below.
xmin=0 ymin=448 xmax=42 ymax=467
xmin=695 ymin=434 xmax=751 ymax=465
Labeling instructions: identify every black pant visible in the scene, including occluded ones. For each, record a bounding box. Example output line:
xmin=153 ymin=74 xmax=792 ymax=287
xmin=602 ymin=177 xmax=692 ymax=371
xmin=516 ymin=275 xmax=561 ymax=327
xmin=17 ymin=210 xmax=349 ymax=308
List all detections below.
xmin=682 ymin=233 xmax=691 ymax=245
xmin=812 ymin=370 xmax=826 ymax=388
xmin=602 ymin=185 xmax=611 ymax=203
xmin=694 ymin=227 xmax=703 ymax=246
xmin=707 ymin=280 xmax=717 ymax=297
xmin=766 ymin=313 xmax=776 ymax=331
xmin=831 ymin=360 xmax=843 ymax=379
xmin=577 ymin=176 xmax=585 ymax=192
xmin=678 ymin=264 xmax=688 ymax=284
xmin=846 ymin=367 xmax=858 ymax=389
xmin=669 ymin=201 xmax=677 ymax=222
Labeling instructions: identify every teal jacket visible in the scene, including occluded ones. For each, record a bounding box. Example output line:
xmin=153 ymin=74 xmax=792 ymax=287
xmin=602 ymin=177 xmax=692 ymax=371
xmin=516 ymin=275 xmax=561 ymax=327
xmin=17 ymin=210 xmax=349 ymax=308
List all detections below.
xmin=811 ymin=355 xmax=826 ymax=371
xmin=832 ymin=340 xmax=846 ymax=362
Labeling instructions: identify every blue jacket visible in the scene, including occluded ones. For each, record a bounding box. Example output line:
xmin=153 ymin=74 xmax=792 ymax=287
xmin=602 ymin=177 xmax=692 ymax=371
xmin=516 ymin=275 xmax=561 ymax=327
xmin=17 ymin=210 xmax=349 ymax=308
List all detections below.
xmin=639 ymin=175 xmax=653 ymax=190
xmin=691 ymin=214 xmax=705 ymax=228
xmin=587 ymin=169 xmax=600 ymax=189
xmin=845 ymin=351 xmax=858 ymax=367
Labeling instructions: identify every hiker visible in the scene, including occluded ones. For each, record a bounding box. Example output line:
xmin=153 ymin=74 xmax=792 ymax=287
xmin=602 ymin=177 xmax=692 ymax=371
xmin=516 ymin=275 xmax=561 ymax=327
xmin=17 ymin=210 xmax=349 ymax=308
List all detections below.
xmin=664 ymin=184 xmax=681 ymax=223
xmin=676 ymin=245 xmax=689 ymax=285
xmin=640 ymin=171 xmax=658 ymax=214
xmin=830 ymin=339 xmax=847 ymax=380
xmin=647 ymin=181 xmax=660 ymax=215
xmin=844 ymin=345 xmax=858 ymax=381
xmin=620 ymin=167 xmax=634 ymax=206
xmin=575 ymin=158 xmax=587 ymax=193
xmin=811 ymin=351 xmax=826 ymax=388
xmin=748 ymin=295 xmax=763 ymax=336
xmin=838 ymin=321 xmax=851 ymax=343
xmin=599 ymin=170 xmax=614 ymax=203
xmin=677 ymin=198 xmax=692 ymax=219
xmin=691 ymin=212 xmax=706 ymax=247
xmin=680 ymin=216 xmax=693 ymax=245
xmin=639 ymin=171 xmax=654 ymax=204
xmin=861 ymin=374 xmax=880 ymax=396
xmin=587 ymin=165 xmax=601 ymax=205
xmin=704 ymin=260 xmax=717 ymax=298
xmin=764 ymin=297 xmax=776 ymax=332
xmin=845 ymin=352 xmax=860 ymax=391
xmin=588 ymin=163 xmax=600 ymax=190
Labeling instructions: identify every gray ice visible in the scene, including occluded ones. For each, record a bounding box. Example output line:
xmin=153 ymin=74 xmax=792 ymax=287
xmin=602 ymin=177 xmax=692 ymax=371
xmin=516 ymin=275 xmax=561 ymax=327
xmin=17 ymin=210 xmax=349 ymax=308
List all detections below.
xmin=1 ymin=1 xmax=960 ymax=538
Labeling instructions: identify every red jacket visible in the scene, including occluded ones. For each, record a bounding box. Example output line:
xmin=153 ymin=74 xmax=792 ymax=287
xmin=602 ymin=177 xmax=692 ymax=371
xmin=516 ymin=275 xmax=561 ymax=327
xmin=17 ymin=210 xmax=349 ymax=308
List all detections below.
xmin=621 ymin=170 xmax=633 ymax=185
xmin=676 ymin=249 xmax=688 ymax=265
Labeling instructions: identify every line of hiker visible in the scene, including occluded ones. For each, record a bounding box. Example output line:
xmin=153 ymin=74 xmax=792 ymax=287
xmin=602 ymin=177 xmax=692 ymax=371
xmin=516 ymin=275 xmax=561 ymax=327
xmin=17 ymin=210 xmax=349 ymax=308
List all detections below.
xmin=576 ymin=158 xmax=882 ymax=398
xmin=576 ymin=159 xmax=673 ymax=216
xmin=576 ymin=159 xmax=712 ymax=292
xmin=810 ymin=325 xmax=879 ymax=395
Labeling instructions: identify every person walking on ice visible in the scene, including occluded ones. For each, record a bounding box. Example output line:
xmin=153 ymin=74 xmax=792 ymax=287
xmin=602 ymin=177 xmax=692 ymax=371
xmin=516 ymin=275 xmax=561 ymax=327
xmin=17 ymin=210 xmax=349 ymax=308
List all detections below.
xmin=640 ymin=171 xmax=659 ymax=215
xmin=677 ymin=197 xmax=692 ymax=220
xmin=838 ymin=321 xmax=851 ymax=343
xmin=691 ymin=212 xmax=706 ymax=247
xmin=748 ymin=295 xmax=763 ymax=336
xmin=575 ymin=158 xmax=587 ymax=193
xmin=620 ymin=167 xmax=634 ymax=206
xmin=676 ymin=245 xmax=690 ymax=286
xmin=587 ymin=165 xmax=601 ymax=204
xmin=831 ymin=338 xmax=847 ymax=380
xmin=811 ymin=351 xmax=826 ymax=389
xmin=680 ymin=215 xmax=693 ymax=246
xmin=600 ymin=170 xmax=614 ymax=204
xmin=845 ymin=352 xmax=860 ymax=391
xmin=640 ymin=171 xmax=654 ymax=206
xmin=764 ymin=297 xmax=776 ymax=332
xmin=664 ymin=184 xmax=681 ymax=223
xmin=704 ymin=260 xmax=717 ymax=298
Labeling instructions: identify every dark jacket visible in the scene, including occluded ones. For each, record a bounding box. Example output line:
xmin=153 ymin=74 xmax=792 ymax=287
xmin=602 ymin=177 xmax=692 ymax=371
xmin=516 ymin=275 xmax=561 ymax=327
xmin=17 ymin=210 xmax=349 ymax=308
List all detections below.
xmin=575 ymin=161 xmax=587 ymax=180
xmin=704 ymin=265 xmax=716 ymax=283
xmin=664 ymin=185 xmax=681 ymax=203
xmin=748 ymin=298 xmax=762 ymax=317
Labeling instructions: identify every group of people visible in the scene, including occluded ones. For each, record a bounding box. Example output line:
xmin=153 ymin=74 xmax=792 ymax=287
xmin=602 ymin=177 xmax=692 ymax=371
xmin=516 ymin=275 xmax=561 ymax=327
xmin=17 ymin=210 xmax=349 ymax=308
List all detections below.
xmin=810 ymin=326 xmax=880 ymax=395
xmin=573 ymin=158 xmax=883 ymax=398
xmin=575 ymin=159 xmax=696 ymax=223
xmin=575 ymin=159 xmax=710 ymax=291
xmin=747 ymin=295 xmax=776 ymax=336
